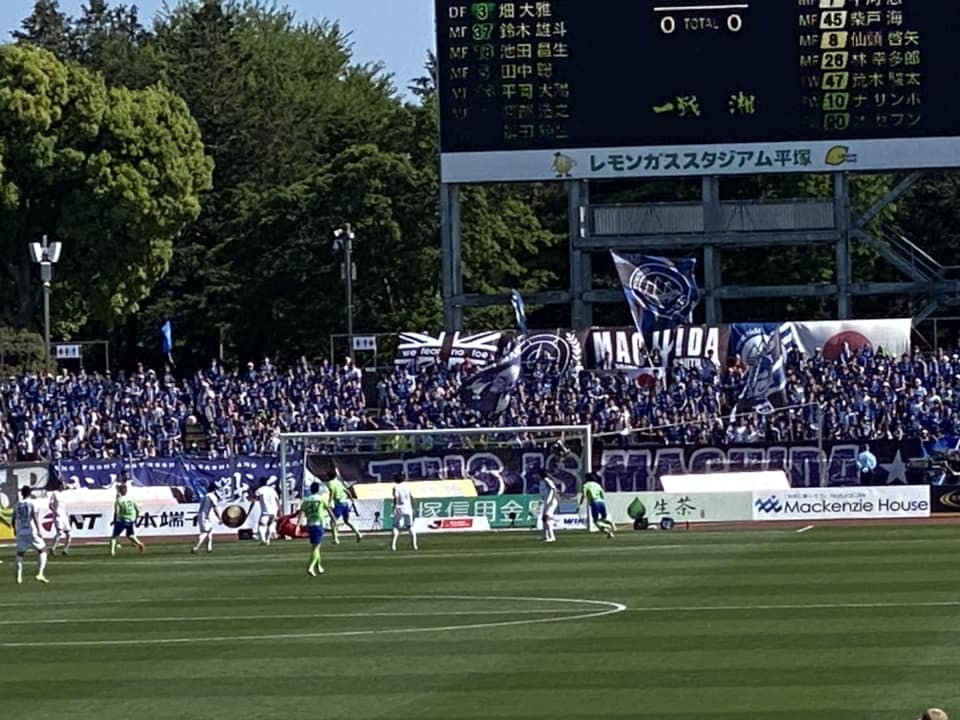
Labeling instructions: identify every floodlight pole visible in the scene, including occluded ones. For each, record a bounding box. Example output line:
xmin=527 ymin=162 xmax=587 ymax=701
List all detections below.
xmin=28 ymin=235 xmax=62 ymax=372
xmin=334 ymin=223 xmax=356 ymax=361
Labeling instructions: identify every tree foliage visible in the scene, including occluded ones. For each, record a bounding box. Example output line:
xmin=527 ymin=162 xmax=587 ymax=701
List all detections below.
xmin=0 ymin=43 xmax=212 ymax=337
xmin=8 ymin=0 xmax=956 ymax=371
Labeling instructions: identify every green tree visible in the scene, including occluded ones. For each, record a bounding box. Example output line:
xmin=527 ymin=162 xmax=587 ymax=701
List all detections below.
xmin=0 ymin=44 xmax=212 ymax=334
xmin=135 ymin=1 xmax=432 ymax=364
xmin=12 ymin=0 xmax=77 ymax=58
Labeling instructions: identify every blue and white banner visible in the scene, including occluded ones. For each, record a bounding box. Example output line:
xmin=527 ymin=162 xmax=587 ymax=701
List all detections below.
xmin=55 ymin=456 xmax=303 ymax=505
xmin=611 ymin=252 xmax=700 ymax=335
xmin=734 ymin=325 xmax=790 ymax=416
xmin=460 ymin=338 xmax=523 ymax=415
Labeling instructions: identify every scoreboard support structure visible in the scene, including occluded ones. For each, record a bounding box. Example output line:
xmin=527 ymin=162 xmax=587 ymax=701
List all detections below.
xmin=440 ymin=171 xmax=960 ymax=331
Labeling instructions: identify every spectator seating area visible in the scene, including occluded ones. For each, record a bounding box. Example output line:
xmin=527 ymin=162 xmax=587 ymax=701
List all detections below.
xmin=1 ymin=344 xmax=958 ymax=461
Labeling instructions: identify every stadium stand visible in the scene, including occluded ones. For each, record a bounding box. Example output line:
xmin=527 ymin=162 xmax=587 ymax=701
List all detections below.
xmin=1 ymin=344 xmax=959 ymax=461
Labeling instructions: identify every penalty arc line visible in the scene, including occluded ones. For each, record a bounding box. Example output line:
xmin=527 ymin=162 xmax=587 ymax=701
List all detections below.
xmin=0 ymin=595 xmax=627 ymax=648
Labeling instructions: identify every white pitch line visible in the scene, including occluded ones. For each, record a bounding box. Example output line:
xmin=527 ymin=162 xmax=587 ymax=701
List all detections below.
xmin=33 ymin=543 xmax=694 ymax=565
xmin=0 ymin=609 xmax=575 ymax=626
xmin=627 ymin=600 xmax=960 ymax=613
xmin=0 ymin=592 xmax=619 ymax=610
xmin=0 ymin=595 xmax=627 ymax=648
xmin=796 ymin=525 xmax=815 ymax=534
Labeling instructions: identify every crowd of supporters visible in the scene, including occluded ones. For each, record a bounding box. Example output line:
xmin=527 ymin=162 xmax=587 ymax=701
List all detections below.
xmin=1 ymin=343 xmax=958 ymax=462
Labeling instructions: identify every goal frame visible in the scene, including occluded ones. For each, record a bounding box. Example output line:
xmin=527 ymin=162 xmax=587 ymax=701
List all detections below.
xmin=278 ymin=424 xmax=593 ymax=515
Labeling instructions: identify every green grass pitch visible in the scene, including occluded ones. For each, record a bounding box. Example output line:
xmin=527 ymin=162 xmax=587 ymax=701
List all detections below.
xmin=2 ymin=525 xmax=957 ymax=720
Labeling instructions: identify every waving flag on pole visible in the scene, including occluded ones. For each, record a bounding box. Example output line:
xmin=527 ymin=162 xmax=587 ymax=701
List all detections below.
xmin=732 ymin=325 xmax=790 ymax=418
xmin=161 ymin=320 xmax=174 ymax=365
xmin=611 ymin=252 xmax=700 ymax=336
xmin=510 ymin=289 xmax=528 ymax=335
xmin=460 ymin=337 xmax=523 ymax=416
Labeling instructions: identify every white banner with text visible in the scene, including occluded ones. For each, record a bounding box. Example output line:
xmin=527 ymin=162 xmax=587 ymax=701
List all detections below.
xmin=751 ymin=486 xmax=930 ymax=521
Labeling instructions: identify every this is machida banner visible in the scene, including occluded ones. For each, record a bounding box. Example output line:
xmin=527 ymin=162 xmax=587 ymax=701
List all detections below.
xmin=308 ymin=438 xmax=929 ymax=498
xmin=598 ymin=438 xmax=926 ymax=491
xmin=307 ymin=449 xmax=583 ymax=499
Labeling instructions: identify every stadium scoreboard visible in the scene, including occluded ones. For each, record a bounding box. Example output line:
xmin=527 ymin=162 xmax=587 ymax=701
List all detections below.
xmin=436 ymin=1 xmax=960 ymax=182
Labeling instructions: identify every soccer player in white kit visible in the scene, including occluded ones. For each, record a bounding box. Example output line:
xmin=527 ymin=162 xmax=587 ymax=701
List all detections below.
xmin=13 ymin=486 xmax=49 ymax=584
xmin=192 ymin=481 xmax=221 ymax=554
xmin=249 ymin=477 xmax=280 ymax=546
xmin=49 ymin=479 xmax=71 ymax=556
xmin=390 ymin=473 xmax=418 ymax=551
xmin=539 ymin=469 xmax=559 ymax=543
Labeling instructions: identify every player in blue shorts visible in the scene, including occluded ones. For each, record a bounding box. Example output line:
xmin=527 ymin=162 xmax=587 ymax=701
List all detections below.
xmin=110 ymin=484 xmax=145 ymax=556
xmin=298 ymin=482 xmax=334 ymax=576
xmin=326 ymin=470 xmax=362 ymax=544
xmin=578 ymin=472 xmax=615 ymax=538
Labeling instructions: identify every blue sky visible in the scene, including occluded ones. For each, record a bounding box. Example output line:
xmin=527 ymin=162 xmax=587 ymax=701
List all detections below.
xmin=0 ymin=1 xmax=435 ymax=96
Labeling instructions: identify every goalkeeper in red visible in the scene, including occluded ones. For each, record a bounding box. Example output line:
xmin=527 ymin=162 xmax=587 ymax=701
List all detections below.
xmin=326 ymin=470 xmax=362 ymax=544
xmin=579 ymin=472 xmax=615 ymax=538
xmin=298 ymin=482 xmax=335 ymax=577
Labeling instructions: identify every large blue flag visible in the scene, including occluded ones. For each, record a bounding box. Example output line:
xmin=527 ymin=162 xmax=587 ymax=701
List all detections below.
xmin=611 ymin=252 xmax=700 ymax=337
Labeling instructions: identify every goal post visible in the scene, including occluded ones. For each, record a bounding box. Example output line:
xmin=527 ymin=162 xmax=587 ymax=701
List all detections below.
xmin=277 ymin=424 xmax=593 ymax=523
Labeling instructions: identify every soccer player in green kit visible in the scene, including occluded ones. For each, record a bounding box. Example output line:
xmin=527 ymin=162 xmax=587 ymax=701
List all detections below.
xmin=299 ymin=481 xmax=335 ymax=577
xmin=110 ymin=484 xmax=145 ymax=556
xmin=325 ymin=470 xmax=362 ymax=544
xmin=578 ymin=471 xmax=615 ymax=538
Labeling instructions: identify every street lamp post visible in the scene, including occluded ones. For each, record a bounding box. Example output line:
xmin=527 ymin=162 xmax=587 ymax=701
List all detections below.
xmin=333 ymin=223 xmax=356 ymax=360
xmin=28 ymin=235 xmax=62 ymax=370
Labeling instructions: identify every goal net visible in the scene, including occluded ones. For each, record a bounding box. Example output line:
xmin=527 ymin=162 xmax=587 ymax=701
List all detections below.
xmin=277 ymin=425 xmax=593 ymax=530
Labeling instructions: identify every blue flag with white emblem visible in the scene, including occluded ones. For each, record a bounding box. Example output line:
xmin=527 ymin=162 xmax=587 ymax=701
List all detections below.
xmin=509 ymin=289 xmax=527 ymax=335
xmin=733 ymin=324 xmax=790 ymax=418
xmin=611 ymin=252 xmax=700 ymax=337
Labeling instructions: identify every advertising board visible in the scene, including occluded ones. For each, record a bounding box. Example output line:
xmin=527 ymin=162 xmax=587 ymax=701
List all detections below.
xmin=751 ymin=486 xmax=930 ymax=521
xmin=926 ymin=486 xmax=960 ymax=515
xmin=384 ymin=494 xmax=541 ymax=530
xmin=606 ymin=492 xmax=754 ymax=525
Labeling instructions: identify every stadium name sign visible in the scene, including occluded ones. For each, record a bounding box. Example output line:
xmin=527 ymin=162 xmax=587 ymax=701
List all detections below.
xmin=751 ymin=487 xmax=930 ymax=521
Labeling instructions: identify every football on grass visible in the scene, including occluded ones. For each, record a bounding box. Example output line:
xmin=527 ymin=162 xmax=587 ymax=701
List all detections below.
xmin=221 ymin=505 xmax=247 ymax=529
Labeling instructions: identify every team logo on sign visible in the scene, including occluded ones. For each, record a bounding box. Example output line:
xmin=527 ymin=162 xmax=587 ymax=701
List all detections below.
xmin=521 ymin=332 xmax=579 ymax=374
xmin=825 ymin=145 xmax=858 ymax=166
xmin=754 ymin=496 xmax=783 ymax=514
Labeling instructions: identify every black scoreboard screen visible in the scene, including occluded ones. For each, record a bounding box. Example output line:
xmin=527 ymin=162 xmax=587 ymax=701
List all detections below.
xmin=436 ymin=1 xmax=960 ymax=182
